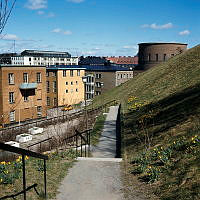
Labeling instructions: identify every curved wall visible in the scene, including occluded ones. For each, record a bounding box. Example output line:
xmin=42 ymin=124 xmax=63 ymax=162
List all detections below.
xmin=138 ymin=43 xmax=187 ymax=69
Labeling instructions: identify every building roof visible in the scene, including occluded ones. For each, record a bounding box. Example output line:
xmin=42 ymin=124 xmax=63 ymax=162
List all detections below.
xmin=21 ymin=50 xmax=71 ymax=58
xmin=138 ymin=42 xmax=187 ymax=46
xmin=84 ymin=65 xmax=132 ymax=72
xmin=79 ymin=56 xmax=110 ymax=65
xmin=46 ymin=65 xmax=86 ymax=70
xmin=106 ymin=56 xmax=138 ymax=65
xmin=46 ymin=65 xmax=132 ymax=72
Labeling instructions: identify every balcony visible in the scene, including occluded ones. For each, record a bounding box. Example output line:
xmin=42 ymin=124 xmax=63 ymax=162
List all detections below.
xmin=19 ymin=83 xmax=38 ymax=90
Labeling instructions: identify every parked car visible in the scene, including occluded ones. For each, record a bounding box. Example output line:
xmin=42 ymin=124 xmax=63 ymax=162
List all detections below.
xmin=28 ymin=127 xmax=44 ymax=135
xmin=62 ymin=105 xmax=73 ymax=111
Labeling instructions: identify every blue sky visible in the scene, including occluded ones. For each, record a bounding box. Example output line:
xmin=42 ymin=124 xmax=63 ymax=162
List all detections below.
xmin=0 ymin=0 xmax=199 ymax=56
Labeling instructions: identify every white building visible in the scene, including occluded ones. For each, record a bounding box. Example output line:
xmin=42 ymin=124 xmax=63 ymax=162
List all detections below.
xmin=8 ymin=50 xmax=78 ymax=66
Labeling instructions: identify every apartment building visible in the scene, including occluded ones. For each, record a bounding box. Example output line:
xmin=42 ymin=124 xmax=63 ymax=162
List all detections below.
xmin=0 ymin=65 xmax=47 ymax=126
xmin=0 ymin=50 xmax=79 ymax=66
xmin=85 ymin=65 xmax=133 ymax=99
xmin=46 ymin=66 xmax=86 ymax=109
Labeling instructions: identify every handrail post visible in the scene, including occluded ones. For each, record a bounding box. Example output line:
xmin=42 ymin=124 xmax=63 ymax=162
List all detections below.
xmin=88 ymin=130 xmax=90 ymax=157
xmin=44 ymin=159 xmax=47 ymax=198
xmin=85 ymin=131 xmax=87 ymax=157
xmin=81 ymin=136 xmax=82 ymax=157
xmin=76 ymin=134 xmax=78 ymax=157
xmin=22 ymin=155 xmax=26 ymax=200
xmin=86 ymin=130 xmax=89 ymax=157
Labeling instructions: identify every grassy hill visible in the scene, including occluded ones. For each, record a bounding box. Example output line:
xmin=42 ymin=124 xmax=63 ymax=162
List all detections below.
xmin=93 ymin=45 xmax=200 ymax=200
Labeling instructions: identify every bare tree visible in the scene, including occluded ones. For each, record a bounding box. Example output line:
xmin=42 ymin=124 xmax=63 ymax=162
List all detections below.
xmin=0 ymin=0 xmax=16 ymax=34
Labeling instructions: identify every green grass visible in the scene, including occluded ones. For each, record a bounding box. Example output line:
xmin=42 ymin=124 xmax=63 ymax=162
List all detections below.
xmin=0 ymin=149 xmax=76 ymax=200
xmin=90 ymin=113 xmax=107 ymax=145
xmin=91 ymin=45 xmax=200 ymax=199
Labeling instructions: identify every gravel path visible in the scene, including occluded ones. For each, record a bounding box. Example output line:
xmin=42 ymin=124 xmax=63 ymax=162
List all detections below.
xmin=55 ymin=106 xmax=124 ymax=200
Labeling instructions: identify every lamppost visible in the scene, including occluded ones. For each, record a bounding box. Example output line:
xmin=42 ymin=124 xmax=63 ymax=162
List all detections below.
xmin=82 ymin=76 xmax=88 ymax=130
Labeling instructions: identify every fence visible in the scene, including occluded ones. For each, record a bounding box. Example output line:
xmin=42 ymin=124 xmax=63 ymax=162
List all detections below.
xmin=0 ymin=143 xmax=48 ymax=200
xmin=0 ymin=100 xmax=117 ymax=143
xmin=116 ymin=104 xmax=121 ymax=158
xmin=27 ymin=129 xmax=92 ymax=157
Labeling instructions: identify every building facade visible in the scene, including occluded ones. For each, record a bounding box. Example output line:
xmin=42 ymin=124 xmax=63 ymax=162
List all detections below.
xmin=0 ymin=50 xmax=79 ymax=66
xmin=0 ymin=65 xmax=47 ymax=126
xmin=46 ymin=66 xmax=85 ymax=109
xmin=85 ymin=65 xmax=134 ymax=99
xmin=138 ymin=43 xmax=187 ymax=70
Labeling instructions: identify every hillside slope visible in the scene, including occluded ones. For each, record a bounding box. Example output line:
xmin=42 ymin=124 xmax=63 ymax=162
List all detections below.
xmin=93 ymin=45 xmax=200 ymax=200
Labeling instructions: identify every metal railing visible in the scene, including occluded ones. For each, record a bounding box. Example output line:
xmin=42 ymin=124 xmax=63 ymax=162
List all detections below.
xmin=0 ymin=143 xmax=48 ymax=200
xmin=116 ymin=104 xmax=121 ymax=158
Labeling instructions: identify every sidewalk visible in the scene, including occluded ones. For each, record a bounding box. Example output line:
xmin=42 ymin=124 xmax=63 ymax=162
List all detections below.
xmin=55 ymin=106 xmax=124 ymax=200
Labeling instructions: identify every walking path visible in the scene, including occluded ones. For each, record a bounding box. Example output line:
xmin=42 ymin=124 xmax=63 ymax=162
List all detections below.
xmin=55 ymin=106 xmax=124 ymax=200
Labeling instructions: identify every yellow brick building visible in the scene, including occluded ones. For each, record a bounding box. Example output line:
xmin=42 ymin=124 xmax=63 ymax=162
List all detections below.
xmin=46 ymin=66 xmax=86 ymax=109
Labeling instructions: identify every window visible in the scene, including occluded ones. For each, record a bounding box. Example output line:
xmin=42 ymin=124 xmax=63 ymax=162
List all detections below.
xmin=46 ymin=81 xmax=50 ymax=93
xmin=9 ymin=92 xmax=14 ymax=104
xmin=53 ymin=98 xmax=57 ymax=107
xmin=96 ymin=82 xmax=102 ymax=88
xmin=66 ymin=82 xmax=68 ymax=85
xmin=70 ymin=70 xmax=73 ymax=77
xmin=52 ymin=71 xmax=57 ymax=77
xmin=63 ymin=70 xmax=67 ymax=77
xmin=163 ymin=54 xmax=167 ymax=61
xmin=71 ymin=81 xmax=73 ymax=85
xmin=23 ymin=73 xmax=28 ymax=83
xmin=95 ymin=91 xmax=101 ymax=96
xmin=47 ymin=97 xmax=50 ymax=106
xmin=76 ymin=88 xmax=78 ymax=92
xmin=156 ymin=54 xmax=159 ymax=61
xmin=8 ymin=73 xmax=14 ymax=84
xmin=148 ymin=54 xmax=151 ymax=62
xmin=10 ymin=111 xmax=15 ymax=122
xmin=96 ymin=73 xmax=102 ymax=79
xmin=171 ymin=54 xmax=174 ymax=57
xmin=66 ymin=89 xmax=68 ymax=93
xmin=36 ymin=72 xmax=41 ymax=83
xmin=24 ymin=94 xmax=28 ymax=102
xmin=46 ymin=71 xmax=49 ymax=77
xmin=53 ymin=81 xmax=57 ymax=93
xmin=29 ymin=58 xmax=31 ymax=62
xmin=121 ymin=74 xmax=123 ymax=78
xmin=77 ymin=70 xmax=80 ymax=76
xmin=76 ymin=81 xmax=78 ymax=85
xmin=37 ymin=106 xmax=42 ymax=117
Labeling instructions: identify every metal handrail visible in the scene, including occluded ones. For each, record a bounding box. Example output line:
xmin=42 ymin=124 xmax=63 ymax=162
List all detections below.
xmin=0 ymin=143 xmax=48 ymax=200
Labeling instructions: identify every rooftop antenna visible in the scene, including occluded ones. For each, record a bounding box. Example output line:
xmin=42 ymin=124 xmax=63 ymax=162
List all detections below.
xmin=13 ymin=39 xmax=16 ymax=53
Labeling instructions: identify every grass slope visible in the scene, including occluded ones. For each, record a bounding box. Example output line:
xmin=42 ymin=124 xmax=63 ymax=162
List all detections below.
xmin=93 ymin=45 xmax=200 ymax=200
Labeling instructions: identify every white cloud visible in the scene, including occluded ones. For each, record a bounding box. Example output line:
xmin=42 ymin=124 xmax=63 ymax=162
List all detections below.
xmin=179 ymin=30 xmax=190 ymax=36
xmin=0 ymin=34 xmax=20 ymax=40
xmin=52 ymin=28 xmax=72 ymax=35
xmin=52 ymin=28 xmax=62 ymax=33
xmin=67 ymin=0 xmax=85 ymax=3
xmin=141 ymin=23 xmax=173 ymax=30
xmin=25 ymin=0 xmax=47 ymax=10
xmin=63 ymin=30 xmax=72 ymax=35
xmin=123 ymin=45 xmax=137 ymax=49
